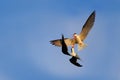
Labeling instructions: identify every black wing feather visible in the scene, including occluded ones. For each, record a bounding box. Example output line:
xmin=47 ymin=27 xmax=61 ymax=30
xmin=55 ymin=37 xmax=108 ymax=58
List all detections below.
xmin=69 ymin=57 xmax=82 ymax=67
xmin=61 ymin=34 xmax=71 ymax=56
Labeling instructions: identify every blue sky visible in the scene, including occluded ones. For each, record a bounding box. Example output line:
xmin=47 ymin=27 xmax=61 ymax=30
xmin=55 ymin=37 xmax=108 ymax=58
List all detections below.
xmin=0 ymin=0 xmax=120 ymax=80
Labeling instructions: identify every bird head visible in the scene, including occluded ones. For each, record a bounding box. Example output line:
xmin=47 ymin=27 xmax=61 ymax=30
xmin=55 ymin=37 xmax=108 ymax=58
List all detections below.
xmin=73 ymin=33 xmax=77 ymax=39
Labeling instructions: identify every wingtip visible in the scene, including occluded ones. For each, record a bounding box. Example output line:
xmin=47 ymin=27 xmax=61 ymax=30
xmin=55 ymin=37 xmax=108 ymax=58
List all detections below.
xmin=62 ymin=34 xmax=64 ymax=38
xmin=93 ymin=10 xmax=96 ymax=13
xmin=78 ymin=64 xmax=83 ymax=67
xmin=61 ymin=34 xmax=64 ymax=38
xmin=92 ymin=10 xmax=96 ymax=15
xmin=89 ymin=10 xmax=96 ymax=22
xmin=49 ymin=40 xmax=56 ymax=45
xmin=49 ymin=40 xmax=54 ymax=45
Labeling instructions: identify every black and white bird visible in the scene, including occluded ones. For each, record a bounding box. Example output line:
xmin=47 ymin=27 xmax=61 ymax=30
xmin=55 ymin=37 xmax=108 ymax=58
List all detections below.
xmin=61 ymin=34 xmax=82 ymax=67
xmin=50 ymin=11 xmax=96 ymax=50
xmin=69 ymin=47 xmax=82 ymax=67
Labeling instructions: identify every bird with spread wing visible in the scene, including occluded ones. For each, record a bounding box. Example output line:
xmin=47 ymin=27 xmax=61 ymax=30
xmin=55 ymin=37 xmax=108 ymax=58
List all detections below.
xmin=61 ymin=34 xmax=82 ymax=67
xmin=50 ymin=11 xmax=96 ymax=51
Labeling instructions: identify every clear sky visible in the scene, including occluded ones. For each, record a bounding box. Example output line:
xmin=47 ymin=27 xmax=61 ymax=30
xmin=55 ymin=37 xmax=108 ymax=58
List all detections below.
xmin=0 ymin=0 xmax=120 ymax=80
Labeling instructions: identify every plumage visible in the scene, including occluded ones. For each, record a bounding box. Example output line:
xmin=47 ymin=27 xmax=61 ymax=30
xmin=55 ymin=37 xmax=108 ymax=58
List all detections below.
xmin=71 ymin=48 xmax=80 ymax=60
xmin=50 ymin=11 xmax=95 ymax=50
xmin=79 ymin=11 xmax=96 ymax=41
xmin=50 ymin=38 xmax=74 ymax=47
xmin=61 ymin=34 xmax=71 ymax=56
xmin=69 ymin=47 xmax=82 ymax=67
xmin=69 ymin=57 xmax=82 ymax=67
xmin=61 ymin=35 xmax=82 ymax=67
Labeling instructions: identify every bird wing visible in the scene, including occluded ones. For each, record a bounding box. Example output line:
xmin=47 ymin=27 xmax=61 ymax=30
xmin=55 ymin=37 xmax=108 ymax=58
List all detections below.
xmin=61 ymin=35 xmax=71 ymax=56
xmin=69 ymin=57 xmax=82 ymax=67
xmin=50 ymin=38 xmax=73 ymax=47
xmin=79 ymin=11 xmax=96 ymax=41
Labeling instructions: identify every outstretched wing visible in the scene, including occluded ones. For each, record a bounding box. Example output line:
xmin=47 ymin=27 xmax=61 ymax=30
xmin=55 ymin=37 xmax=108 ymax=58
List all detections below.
xmin=61 ymin=35 xmax=71 ymax=56
xmin=50 ymin=38 xmax=73 ymax=47
xmin=79 ymin=11 xmax=96 ymax=41
xmin=69 ymin=57 xmax=82 ymax=67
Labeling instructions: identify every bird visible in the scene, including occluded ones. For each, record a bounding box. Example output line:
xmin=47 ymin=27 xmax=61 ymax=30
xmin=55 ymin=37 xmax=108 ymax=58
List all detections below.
xmin=69 ymin=47 xmax=82 ymax=67
xmin=50 ymin=11 xmax=96 ymax=50
xmin=61 ymin=34 xmax=82 ymax=67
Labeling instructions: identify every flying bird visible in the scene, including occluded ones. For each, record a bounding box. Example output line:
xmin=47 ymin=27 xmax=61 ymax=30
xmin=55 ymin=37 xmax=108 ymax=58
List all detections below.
xmin=69 ymin=47 xmax=82 ymax=67
xmin=50 ymin=11 xmax=96 ymax=50
xmin=61 ymin=35 xmax=82 ymax=67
